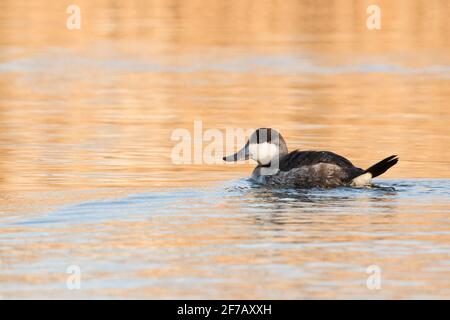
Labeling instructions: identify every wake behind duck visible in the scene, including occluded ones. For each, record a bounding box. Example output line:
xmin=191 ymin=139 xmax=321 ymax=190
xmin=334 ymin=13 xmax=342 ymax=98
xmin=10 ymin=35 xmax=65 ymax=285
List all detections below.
xmin=223 ymin=128 xmax=398 ymax=188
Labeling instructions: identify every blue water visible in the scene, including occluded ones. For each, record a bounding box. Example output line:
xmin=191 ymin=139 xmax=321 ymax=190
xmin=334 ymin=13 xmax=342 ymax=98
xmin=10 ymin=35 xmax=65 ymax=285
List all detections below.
xmin=1 ymin=179 xmax=449 ymax=299
xmin=2 ymin=50 xmax=450 ymax=76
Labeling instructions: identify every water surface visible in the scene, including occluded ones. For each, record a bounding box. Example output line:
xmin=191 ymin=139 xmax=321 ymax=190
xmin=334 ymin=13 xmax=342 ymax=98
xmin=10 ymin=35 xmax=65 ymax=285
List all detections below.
xmin=0 ymin=0 xmax=449 ymax=299
xmin=1 ymin=179 xmax=450 ymax=299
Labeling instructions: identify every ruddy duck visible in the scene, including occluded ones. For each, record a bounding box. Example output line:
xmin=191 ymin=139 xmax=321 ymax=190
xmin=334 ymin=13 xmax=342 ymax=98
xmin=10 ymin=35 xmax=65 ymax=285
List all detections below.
xmin=223 ymin=128 xmax=398 ymax=188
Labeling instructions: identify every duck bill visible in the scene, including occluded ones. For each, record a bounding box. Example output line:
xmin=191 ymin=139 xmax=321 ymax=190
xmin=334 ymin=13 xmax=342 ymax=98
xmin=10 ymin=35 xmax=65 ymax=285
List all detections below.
xmin=223 ymin=143 xmax=249 ymax=162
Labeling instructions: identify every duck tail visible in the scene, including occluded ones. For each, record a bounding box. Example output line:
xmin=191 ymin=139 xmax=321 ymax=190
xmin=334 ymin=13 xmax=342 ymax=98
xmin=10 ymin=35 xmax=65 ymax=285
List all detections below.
xmin=350 ymin=155 xmax=398 ymax=187
xmin=365 ymin=155 xmax=399 ymax=178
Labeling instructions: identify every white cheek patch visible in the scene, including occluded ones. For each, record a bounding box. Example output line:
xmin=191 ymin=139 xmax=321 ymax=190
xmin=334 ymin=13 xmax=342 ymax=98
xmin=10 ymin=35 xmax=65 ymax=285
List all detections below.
xmin=249 ymin=143 xmax=279 ymax=165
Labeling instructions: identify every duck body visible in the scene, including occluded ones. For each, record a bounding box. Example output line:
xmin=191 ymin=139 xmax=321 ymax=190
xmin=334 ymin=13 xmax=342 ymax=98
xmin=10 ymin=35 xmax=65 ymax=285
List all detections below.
xmin=252 ymin=151 xmax=365 ymax=188
xmin=223 ymin=128 xmax=398 ymax=189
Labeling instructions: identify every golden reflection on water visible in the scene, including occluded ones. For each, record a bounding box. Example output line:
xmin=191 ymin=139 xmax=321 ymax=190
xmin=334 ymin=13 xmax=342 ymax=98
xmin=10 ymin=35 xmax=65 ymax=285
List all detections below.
xmin=0 ymin=0 xmax=449 ymax=299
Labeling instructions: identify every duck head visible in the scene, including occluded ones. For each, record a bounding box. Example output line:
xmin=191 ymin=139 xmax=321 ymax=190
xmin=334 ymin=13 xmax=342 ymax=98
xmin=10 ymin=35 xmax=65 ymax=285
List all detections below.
xmin=223 ymin=128 xmax=288 ymax=165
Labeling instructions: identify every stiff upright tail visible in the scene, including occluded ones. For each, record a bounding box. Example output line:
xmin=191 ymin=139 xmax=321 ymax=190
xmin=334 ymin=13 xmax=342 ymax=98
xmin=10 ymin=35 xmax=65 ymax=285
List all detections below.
xmin=350 ymin=155 xmax=399 ymax=187
xmin=365 ymin=155 xmax=399 ymax=178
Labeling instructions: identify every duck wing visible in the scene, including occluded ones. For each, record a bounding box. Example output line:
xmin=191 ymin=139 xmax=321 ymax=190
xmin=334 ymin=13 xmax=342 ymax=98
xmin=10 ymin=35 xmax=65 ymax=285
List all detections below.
xmin=279 ymin=150 xmax=360 ymax=172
